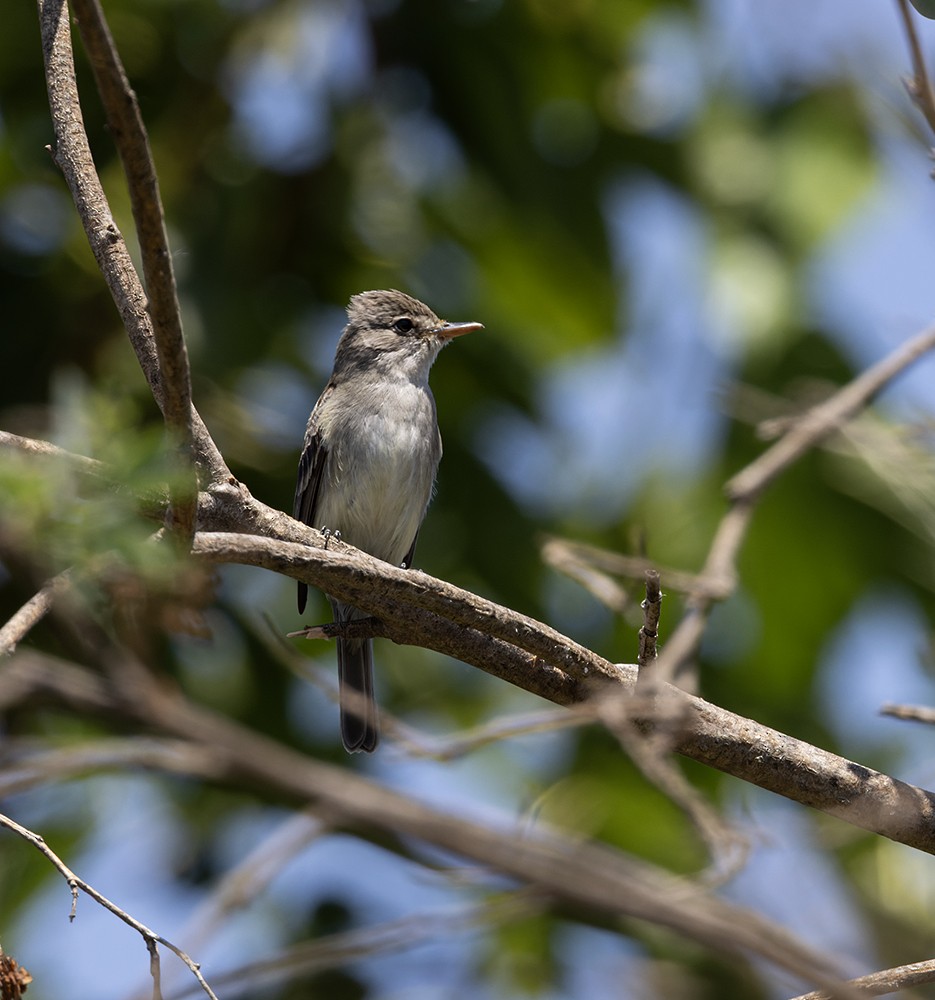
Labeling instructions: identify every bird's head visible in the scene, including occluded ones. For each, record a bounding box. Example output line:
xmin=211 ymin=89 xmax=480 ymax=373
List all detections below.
xmin=335 ymin=289 xmax=482 ymax=382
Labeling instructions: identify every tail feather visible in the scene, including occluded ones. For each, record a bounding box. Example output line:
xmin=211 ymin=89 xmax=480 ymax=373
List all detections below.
xmin=336 ymin=636 xmax=378 ymax=753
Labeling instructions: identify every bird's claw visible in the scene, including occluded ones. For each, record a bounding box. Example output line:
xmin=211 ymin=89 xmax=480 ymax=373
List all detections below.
xmin=319 ymin=526 xmax=342 ymax=550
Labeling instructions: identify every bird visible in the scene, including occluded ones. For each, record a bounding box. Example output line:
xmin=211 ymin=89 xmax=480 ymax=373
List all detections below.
xmin=293 ymin=289 xmax=483 ymax=752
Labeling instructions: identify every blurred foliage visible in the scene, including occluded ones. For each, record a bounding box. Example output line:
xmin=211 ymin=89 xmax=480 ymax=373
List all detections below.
xmin=2 ymin=0 xmax=935 ymax=998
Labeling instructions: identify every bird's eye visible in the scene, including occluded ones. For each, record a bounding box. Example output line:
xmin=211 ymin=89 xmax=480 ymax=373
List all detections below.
xmin=393 ymin=318 xmax=414 ymax=334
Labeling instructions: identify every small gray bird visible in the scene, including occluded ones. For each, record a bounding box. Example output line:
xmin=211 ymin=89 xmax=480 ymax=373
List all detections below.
xmin=294 ymin=289 xmax=483 ymax=752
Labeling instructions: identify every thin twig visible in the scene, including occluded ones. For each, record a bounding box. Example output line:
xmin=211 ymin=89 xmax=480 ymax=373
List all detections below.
xmin=0 ymin=570 xmax=70 ymax=657
xmin=896 ymin=0 xmax=935 ymax=136
xmin=880 ymin=702 xmax=935 ymax=725
xmin=0 ymin=811 xmax=218 ymax=1000
xmin=542 ymin=536 xmax=728 ymax=600
xmin=0 ymin=430 xmax=105 ymax=476
xmin=647 ymin=323 xmax=935 ymax=691
xmin=791 ymin=954 xmax=935 ymax=999
xmin=726 ymin=324 xmax=935 ymax=501
xmin=637 ymin=569 xmax=661 ymax=669
xmin=167 ymin=894 xmax=548 ymax=1000
xmin=173 ymin=810 xmax=324 ymax=962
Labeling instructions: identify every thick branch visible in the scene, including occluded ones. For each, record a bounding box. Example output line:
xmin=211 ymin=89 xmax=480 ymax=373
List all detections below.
xmin=5 ymin=435 xmax=935 ymax=858
xmin=186 ymin=529 xmax=935 ymax=856
xmin=192 ymin=529 xmax=625 ymax=697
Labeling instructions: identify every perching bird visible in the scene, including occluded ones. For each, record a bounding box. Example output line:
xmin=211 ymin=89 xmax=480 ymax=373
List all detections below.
xmin=294 ymin=290 xmax=483 ymax=752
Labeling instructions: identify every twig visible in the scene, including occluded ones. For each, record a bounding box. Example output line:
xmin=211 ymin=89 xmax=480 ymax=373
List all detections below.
xmin=540 ymin=538 xmax=632 ymax=613
xmin=0 ymin=811 xmax=218 ymax=1000
xmin=896 ymin=0 xmax=935 ymax=137
xmin=542 ymin=536 xmax=728 ymax=600
xmin=880 ymin=702 xmax=935 ymax=725
xmin=0 ymin=738 xmax=228 ymax=798
xmin=637 ymin=569 xmax=661 ymax=668
xmin=0 ymin=430 xmax=105 ymax=476
xmin=70 ymin=0 xmax=196 ymax=541
xmin=639 ymin=500 xmax=754 ymax=687
xmin=176 ymin=810 xmax=324 ymax=958
xmin=726 ymin=324 xmax=935 ymax=502
xmin=0 ymin=570 xmax=70 ymax=657
xmin=167 ymin=894 xmax=548 ymax=1000
xmin=791 ymin=955 xmax=935 ymax=999
xmin=647 ymin=322 xmax=935 ymax=691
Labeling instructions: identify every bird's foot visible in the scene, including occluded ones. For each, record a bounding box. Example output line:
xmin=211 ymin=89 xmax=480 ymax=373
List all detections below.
xmin=319 ymin=526 xmax=342 ymax=550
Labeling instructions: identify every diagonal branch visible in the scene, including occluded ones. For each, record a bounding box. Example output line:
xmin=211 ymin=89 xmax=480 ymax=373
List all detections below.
xmin=726 ymin=324 xmax=935 ymax=502
xmin=35 ymin=0 xmax=229 ymax=488
xmin=0 ymin=810 xmax=219 ymax=1000
xmin=0 ymin=653 xmax=858 ymax=998
xmin=71 ymin=0 xmax=196 ymax=540
xmin=0 ymin=570 xmax=70 ymax=657
xmin=896 ymin=0 xmax=935 ymax=136
xmin=642 ymin=323 xmax=935 ymax=691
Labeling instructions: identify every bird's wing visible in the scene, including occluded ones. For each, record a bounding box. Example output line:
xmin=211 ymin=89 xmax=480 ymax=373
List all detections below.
xmin=294 ymin=387 xmax=332 ymax=614
xmin=401 ymin=531 xmax=419 ymax=570
xmin=401 ymin=426 xmax=441 ymax=569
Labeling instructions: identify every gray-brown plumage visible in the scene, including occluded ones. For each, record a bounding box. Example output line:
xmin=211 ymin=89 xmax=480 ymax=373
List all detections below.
xmin=294 ymin=290 xmax=482 ymax=752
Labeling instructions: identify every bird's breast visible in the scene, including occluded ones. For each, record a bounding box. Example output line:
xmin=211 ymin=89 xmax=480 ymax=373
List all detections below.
xmin=319 ymin=380 xmax=441 ymax=565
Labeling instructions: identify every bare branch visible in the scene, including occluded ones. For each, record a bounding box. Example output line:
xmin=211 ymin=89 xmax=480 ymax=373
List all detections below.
xmin=638 ymin=569 xmax=661 ymax=668
xmin=880 ymin=702 xmax=935 ymax=725
xmin=0 ymin=430 xmax=105 ymax=476
xmin=727 ymin=324 xmax=935 ymax=502
xmin=192 ymin=529 xmax=626 ymax=701
xmin=791 ymin=955 xmax=935 ymax=999
xmin=646 ymin=322 xmax=935 ymax=691
xmin=0 ymin=653 xmax=857 ymax=996
xmin=896 ymin=0 xmax=935 ymax=137
xmin=0 ymin=570 xmax=69 ymax=657
xmin=0 ymin=738 xmax=228 ymax=798
xmin=168 ymin=894 xmax=548 ymax=1000
xmin=70 ymin=0 xmax=196 ymax=541
xmin=540 ymin=537 xmax=633 ymax=613
xmin=35 ymin=0 xmax=228 ymax=486
xmin=0 ymin=810 xmax=218 ymax=1000
xmin=542 ymin=536 xmax=727 ymax=600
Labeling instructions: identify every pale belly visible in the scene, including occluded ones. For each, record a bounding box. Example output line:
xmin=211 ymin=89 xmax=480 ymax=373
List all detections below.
xmin=317 ymin=385 xmax=440 ymax=566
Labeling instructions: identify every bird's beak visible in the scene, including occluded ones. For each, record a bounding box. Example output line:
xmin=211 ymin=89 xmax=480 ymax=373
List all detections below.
xmin=435 ymin=320 xmax=484 ymax=340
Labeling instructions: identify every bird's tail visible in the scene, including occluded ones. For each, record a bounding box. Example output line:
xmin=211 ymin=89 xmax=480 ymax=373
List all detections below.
xmin=333 ymin=602 xmax=378 ymax=752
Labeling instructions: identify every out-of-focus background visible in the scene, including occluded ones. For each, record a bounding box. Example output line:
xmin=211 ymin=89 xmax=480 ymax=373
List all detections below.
xmin=3 ymin=0 xmax=935 ymax=997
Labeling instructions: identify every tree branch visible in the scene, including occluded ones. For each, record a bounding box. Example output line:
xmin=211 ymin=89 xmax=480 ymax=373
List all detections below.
xmin=0 ymin=653 xmax=859 ymax=997
xmin=726 ymin=324 xmax=935 ymax=502
xmin=0 ymin=570 xmax=69 ymax=657
xmin=791 ymin=955 xmax=935 ymax=1000
xmin=0 ymin=810 xmax=219 ymax=1000
xmin=69 ymin=0 xmax=196 ymax=542
xmin=896 ymin=0 xmax=935 ymax=137
xmin=35 ymin=0 xmax=229 ymax=488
